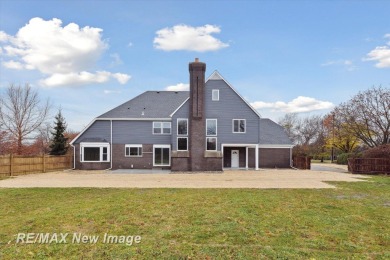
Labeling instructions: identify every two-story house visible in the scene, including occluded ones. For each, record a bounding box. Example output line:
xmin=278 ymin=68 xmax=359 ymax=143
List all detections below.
xmin=70 ymin=59 xmax=293 ymax=171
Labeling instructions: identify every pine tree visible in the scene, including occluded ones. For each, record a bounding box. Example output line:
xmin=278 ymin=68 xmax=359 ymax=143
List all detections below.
xmin=49 ymin=109 xmax=68 ymax=155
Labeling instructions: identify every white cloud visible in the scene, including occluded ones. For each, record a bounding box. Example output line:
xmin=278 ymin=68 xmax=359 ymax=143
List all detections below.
xmin=110 ymin=53 xmax=123 ymax=67
xmin=154 ymin=24 xmax=229 ymax=52
xmin=364 ymin=33 xmax=390 ymax=68
xmin=251 ymin=96 xmax=334 ymax=113
xmin=321 ymin=59 xmax=356 ymax=71
xmin=2 ymin=60 xmax=24 ymax=69
xmin=104 ymin=90 xmax=122 ymax=94
xmin=111 ymin=73 xmax=131 ymax=84
xmin=165 ymin=83 xmax=189 ymax=91
xmin=0 ymin=17 xmax=131 ymax=86
xmin=39 ymin=71 xmax=129 ymax=87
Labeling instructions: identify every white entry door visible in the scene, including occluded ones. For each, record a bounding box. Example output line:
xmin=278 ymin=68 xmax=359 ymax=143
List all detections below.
xmin=231 ymin=150 xmax=239 ymax=168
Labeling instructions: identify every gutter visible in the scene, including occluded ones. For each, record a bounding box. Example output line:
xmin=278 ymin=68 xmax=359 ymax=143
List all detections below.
xmin=106 ymin=119 xmax=113 ymax=171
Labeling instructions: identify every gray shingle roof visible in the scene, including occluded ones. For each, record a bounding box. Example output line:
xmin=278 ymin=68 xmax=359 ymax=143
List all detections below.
xmin=259 ymin=118 xmax=293 ymax=145
xmin=98 ymin=91 xmax=189 ymax=119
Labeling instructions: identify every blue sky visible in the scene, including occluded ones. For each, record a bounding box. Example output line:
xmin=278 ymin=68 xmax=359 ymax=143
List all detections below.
xmin=1 ymin=0 xmax=389 ymax=131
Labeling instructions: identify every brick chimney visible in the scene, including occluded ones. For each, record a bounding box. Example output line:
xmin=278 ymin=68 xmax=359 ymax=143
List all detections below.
xmin=189 ymin=58 xmax=206 ymax=171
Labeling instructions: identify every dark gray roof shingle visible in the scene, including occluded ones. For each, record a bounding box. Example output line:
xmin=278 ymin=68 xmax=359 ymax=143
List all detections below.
xmin=259 ymin=118 xmax=293 ymax=145
xmin=98 ymin=91 xmax=189 ymax=119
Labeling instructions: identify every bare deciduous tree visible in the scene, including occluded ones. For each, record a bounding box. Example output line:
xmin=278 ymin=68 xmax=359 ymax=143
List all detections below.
xmin=0 ymin=84 xmax=50 ymax=154
xmin=336 ymin=86 xmax=390 ymax=147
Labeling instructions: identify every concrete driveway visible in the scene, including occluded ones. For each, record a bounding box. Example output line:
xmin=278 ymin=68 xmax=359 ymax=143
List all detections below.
xmin=0 ymin=168 xmax=369 ymax=189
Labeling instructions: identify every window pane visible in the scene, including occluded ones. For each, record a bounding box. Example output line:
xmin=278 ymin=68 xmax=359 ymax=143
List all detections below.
xmin=84 ymin=147 xmax=100 ymax=161
xmin=162 ymin=122 xmax=171 ymax=134
xmin=154 ymin=148 xmax=162 ymax=164
xmin=162 ymin=148 xmax=170 ymax=165
xmin=178 ymin=137 xmax=188 ymax=151
xmin=206 ymin=138 xmax=217 ymax=151
xmin=129 ymin=147 xmax=138 ymax=156
xmin=207 ymin=120 xmax=217 ymax=135
xmin=233 ymin=120 xmax=239 ymax=132
xmin=178 ymin=119 xmax=187 ymax=135
xmin=212 ymin=90 xmax=219 ymax=101
xmin=102 ymin=154 xmax=108 ymax=161
xmin=240 ymin=120 xmax=245 ymax=132
xmin=153 ymin=122 xmax=162 ymax=134
xmin=125 ymin=147 xmax=130 ymax=156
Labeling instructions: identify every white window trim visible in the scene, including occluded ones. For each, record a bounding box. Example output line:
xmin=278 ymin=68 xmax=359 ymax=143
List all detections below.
xmin=125 ymin=144 xmax=143 ymax=157
xmin=212 ymin=89 xmax=219 ymax=101
xmin=177 ymin=137 xmax=188 ymax=151
xmin=80 ymin=142 xmax=110 ymax=162
xmin=153 ymin=121 xmax=171 ymax=135
xmin=177 ymin=118 xmax=188 ymax=136
xmin=232 ymin=119 xmax=246 ymax=133
xmin=153 ymin=144 xmax=171 ymax=166
xmin=206 ymin=119 xmax=217 ymax=136
xmin=206 ymin=137 xmax=218 ymax=151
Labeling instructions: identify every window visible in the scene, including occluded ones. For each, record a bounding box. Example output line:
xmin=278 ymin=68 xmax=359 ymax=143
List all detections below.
xmin=125 ymin=145 xmax=142 ymax=157
xmin=153 ymin=122 xmax=171 ymax=134
xmin=177 ymin=137 xmax=188 ymax=151
xmin=80 ymin=143 xmax=110 ymax=162
xmin=212 ymin=89 xmax=219 ymax=101
xmin=233 ymin=119 xmax=246 ymax=133
xmin=154 ymin=145 xmax=170 ymax=166
xmin=177 ymin=119 xmax=188 ymax=135
xmin=206 ymin=119 xmax=217 ymax=136
xmin=206 ymin=137 xmax=217 ymax=151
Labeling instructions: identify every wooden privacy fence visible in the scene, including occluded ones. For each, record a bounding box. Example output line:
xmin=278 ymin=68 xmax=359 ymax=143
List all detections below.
xmin=293 ymin=156 xmax=311 ymax=170
xmin=0 ymin=154 xmax=73 ymax=177
xmin=348 ymin=158 xmax=390 ymax=175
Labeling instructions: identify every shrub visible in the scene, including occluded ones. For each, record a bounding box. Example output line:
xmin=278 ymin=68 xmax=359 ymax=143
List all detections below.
xmin=337 ymin=152 xmax=362 ymax=165
xmin=363 ymin=144 xmax=390 ymax=158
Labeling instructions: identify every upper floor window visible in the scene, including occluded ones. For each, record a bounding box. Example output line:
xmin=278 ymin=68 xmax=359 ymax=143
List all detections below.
xmin=212 ymin=89 xmax=219 ymax=101
xmin=177 ymin=118 xmax=188 ymax=135
xmin=206 ymin=119 xmax=217 ymax=136
xmin=125 ymin=144 xmax=142 ymax=157
xmin=153 ymin=122 xmax=171 ymax=134
xmin=233 ymin=119 xmax=246 ymax=133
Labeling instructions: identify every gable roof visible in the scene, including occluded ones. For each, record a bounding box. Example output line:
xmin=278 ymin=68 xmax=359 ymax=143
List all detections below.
xmin=98 ymin=91 xmax=189 ymax=119
xmin=206 ymin=71 xmax=261 ymax=118
xmin=259 ymin=118 xmax=293 ymax=145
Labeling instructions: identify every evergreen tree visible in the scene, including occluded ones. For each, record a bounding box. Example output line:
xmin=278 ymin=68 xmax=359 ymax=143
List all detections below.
xmin=49 ymin=109 xmax=68 ymax=155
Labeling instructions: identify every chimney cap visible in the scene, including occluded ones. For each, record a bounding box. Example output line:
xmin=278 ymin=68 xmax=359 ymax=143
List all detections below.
xmin=195 ymin=58 xmax=199 ymax=62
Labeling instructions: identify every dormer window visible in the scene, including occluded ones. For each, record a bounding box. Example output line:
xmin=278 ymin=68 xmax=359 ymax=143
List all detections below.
xmin=212 ymin=89 xmax=219 ymax=101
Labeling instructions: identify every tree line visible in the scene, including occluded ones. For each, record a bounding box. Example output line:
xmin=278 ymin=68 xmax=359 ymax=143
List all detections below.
xmin=278 ymin=86 xmax=390 ymax=161
xmin=0 ymin=84 xmax=77 ymax=156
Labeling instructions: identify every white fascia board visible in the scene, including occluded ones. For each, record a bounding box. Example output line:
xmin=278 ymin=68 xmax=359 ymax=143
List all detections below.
xmin=95 ymin=118 xmax=172 ymax=121
xmin=69 ymin=118 xmax=97 ymax=145
xmin=206 ymin=70 xmax=261 ymax=118
xmin=222 ymin=143 xmax=258 ymax=148
xmin=170 ymin=97 xmax=190 ymax=117
xmin=258 ymin=144 xmax=294 ymax=148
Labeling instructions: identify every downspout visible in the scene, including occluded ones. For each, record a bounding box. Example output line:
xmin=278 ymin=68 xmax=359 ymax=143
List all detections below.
xmin=106 ymin=120 xmax=113 ymax=170
xmin=70 ymin=144 xmax=76 ymax=170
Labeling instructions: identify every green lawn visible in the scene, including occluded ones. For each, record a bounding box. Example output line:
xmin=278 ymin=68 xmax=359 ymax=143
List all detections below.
xmin=0 ymin=177 xmax=389 ymax=259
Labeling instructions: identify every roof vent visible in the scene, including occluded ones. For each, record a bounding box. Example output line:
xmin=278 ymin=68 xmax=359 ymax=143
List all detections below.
xmin=175 ymin=91 xmax=178 ymax=94
xmin=156 ymin=91 xmax=160 ymax=94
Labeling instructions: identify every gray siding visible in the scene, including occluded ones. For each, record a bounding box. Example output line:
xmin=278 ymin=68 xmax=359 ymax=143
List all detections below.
xmin=74 ymin=120 xmax=111 ymax=144
xmin=205 ymin=79 xmax=260 ymax=150
xmin=113 ymin=120 xmax=171 ymax=144
xmin=171 ymin=100 xmax=189 ymax=150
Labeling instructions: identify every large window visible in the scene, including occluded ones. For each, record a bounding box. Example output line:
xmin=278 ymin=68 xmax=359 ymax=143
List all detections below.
xmin=80 ymin=143 xmax=110 ymax=162
xmin=154 ymin=145 xmax=170 ymax=166
xmin=233 ymin=119 xmax=246 ymax=133
xmin=212 ymin=89 xmax=219 ymax=101
xmin=153 ymin=122 xmax=171 ymax=134
xmin=177 ymin=137 xmax=188 ymax=151
xmin=206 ymin=137 xmax=217 ymax=151
xmin=125 ymin=145 xmax=142 ymax=157
xmin=206 ymin=119 xmax=217 ymax=136
xmin=177 ymin=119 xmax=188 ymax=135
